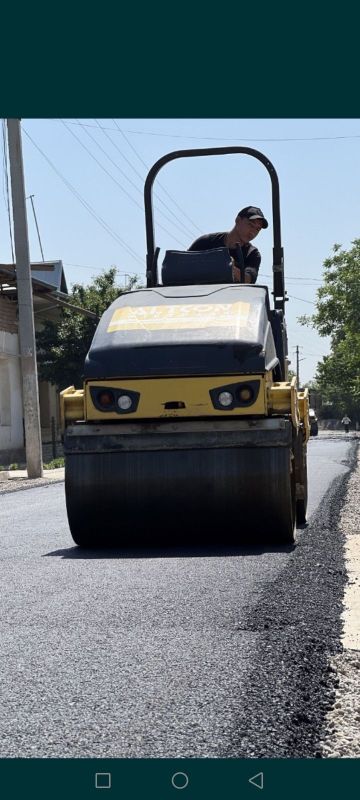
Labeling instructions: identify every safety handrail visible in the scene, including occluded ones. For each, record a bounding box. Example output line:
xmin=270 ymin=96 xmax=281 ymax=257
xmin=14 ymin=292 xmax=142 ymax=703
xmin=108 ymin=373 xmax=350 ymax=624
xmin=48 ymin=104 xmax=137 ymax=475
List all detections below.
xmin=144 ymin=147 xmax=285 ymax=311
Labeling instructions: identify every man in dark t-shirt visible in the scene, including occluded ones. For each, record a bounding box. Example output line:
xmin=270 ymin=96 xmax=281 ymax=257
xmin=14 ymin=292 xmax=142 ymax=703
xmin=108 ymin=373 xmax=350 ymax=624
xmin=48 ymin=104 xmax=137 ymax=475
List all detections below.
xmin=188 ymin=206 xmax=268 ymax=284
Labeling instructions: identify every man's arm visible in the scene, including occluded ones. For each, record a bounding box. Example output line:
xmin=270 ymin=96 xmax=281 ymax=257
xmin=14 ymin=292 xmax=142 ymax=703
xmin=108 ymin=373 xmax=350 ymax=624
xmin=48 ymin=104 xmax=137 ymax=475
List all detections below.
xmin=243 ymin=246 xmax=261 ymax=284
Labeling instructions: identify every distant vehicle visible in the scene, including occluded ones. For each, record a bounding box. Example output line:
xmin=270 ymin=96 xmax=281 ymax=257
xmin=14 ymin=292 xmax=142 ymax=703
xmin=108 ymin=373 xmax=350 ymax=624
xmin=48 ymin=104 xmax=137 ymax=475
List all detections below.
xmin=309 ymin=408 xmax=319 ymax=436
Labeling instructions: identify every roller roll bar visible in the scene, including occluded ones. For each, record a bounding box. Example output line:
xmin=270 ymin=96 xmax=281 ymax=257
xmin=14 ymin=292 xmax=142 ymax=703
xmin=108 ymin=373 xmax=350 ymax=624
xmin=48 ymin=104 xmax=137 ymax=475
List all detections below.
xmin=144 ymin=147 xmax=285 ymax=311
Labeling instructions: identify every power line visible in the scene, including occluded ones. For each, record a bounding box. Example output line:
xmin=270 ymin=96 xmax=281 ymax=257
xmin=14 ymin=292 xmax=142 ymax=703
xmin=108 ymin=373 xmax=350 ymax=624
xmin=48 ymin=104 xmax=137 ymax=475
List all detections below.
xmin=22 ymin=128 xmax=144 ymax=267
xmin=65 ymin=265 xmax=324 ymax=285
xmin=287 ymin=294 xmax=315 ymax=305
xmin=62 ymin=119 xmax=190 ymax=245
xmin=61 ymin=120 xmax=187 ymax=248
xmin=61 ymin=120 xmax=145 ymax=211
xmin=97 ymin=119 xmax=145 ymax=182
xmin=64 ymin=262 xmax=138 ymax=273
xmin=261 ymin=272 xmax=323 ymax=285
xmin=110 ymin=119 xmax=203 ymax=235
xmin=303 ymin=351 xmax=328 ymax=358
xmin=92 ymin=119 xmax=198 ymax=239
xmin=63 ymin=120 xmax=360 ymax=144
xmin=285 ymin=276 xmax=323 ymax=283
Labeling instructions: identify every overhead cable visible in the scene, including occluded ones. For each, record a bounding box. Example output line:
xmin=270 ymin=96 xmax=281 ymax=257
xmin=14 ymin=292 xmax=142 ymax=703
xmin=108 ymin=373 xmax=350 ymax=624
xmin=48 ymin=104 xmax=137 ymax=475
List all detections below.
xmin=110 ymin=119 xmax=203 ymax=235
xmin=22 ymin=128 xmax=144 ymax=267
xmin=61 ymin=120 xmax=187 ymax=248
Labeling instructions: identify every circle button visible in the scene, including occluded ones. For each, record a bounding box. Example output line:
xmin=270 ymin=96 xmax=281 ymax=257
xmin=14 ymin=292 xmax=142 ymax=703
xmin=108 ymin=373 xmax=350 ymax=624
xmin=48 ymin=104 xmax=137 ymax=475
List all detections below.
xmin=171 ymin=772 xmax=189 ymax=790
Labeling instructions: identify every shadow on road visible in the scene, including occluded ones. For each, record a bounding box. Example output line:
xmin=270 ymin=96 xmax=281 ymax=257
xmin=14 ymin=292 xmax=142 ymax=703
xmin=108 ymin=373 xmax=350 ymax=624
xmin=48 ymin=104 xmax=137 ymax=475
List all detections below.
xmin=44 ymin=541 xmax=296 ymax=559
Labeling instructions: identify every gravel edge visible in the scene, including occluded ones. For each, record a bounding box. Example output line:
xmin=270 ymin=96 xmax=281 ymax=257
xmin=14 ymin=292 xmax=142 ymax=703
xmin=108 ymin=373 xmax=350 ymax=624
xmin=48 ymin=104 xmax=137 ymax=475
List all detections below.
xmin=0 ymin=475 xmax=64 ymax=494
xmin=220 ymin=440 xmax=358 ymax=758
xmin=320 ymin=448 xmax=360 ymax=757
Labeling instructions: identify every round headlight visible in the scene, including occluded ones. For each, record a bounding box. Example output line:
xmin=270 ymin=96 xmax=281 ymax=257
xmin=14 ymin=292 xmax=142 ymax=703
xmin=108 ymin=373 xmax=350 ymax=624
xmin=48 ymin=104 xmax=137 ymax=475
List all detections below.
xmin=218 ymin=391 xmax=234 ymax=408
xmin=117 ymin=394 xmax=133 ymax=411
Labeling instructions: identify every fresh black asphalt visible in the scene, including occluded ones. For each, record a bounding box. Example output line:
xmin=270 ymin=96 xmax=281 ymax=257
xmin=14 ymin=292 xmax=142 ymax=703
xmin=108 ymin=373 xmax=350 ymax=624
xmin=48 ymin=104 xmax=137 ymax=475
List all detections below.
xmin=0 ymin=438 xmax=357 ymax=758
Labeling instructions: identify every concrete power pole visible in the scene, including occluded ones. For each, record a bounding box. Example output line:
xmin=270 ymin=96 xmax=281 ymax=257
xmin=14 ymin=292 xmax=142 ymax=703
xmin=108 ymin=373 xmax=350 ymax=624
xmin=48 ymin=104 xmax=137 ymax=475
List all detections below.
xmin=7 ymin=119 xmax=43 ymax=478
xmin=293 ymin=345 xmax=305 ymax=388
xmin=296 ymin=345 xmax=300 ymax=385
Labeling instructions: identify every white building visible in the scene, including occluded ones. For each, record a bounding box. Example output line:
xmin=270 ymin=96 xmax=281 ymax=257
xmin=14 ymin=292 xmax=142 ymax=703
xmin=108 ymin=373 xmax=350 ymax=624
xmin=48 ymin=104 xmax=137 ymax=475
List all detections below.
xmin=0 ymin=260 xmax=69 ymax=464
xmin=0 ymin=295 xmax=23 ymax=455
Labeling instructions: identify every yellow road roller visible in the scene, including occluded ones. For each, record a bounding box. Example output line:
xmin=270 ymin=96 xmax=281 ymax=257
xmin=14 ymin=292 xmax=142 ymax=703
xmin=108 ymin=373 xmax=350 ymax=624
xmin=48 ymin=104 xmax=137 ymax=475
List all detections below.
xmin=60 ymin=147 xmax=309 ymax=547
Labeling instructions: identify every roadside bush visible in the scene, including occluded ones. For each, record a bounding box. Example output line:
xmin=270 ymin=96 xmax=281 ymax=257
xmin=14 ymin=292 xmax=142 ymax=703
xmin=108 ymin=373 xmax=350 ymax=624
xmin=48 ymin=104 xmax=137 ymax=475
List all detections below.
xmin=43 ymin=458 xmax=65 ymax=469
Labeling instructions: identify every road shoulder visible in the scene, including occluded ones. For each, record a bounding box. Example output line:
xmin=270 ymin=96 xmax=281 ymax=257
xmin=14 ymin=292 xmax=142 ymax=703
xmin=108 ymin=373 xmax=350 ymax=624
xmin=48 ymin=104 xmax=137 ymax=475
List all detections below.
xmin=320 ymin=446 xmax=360 ymax=757
xmin=0 ymin=468 xmax=64 ymax=494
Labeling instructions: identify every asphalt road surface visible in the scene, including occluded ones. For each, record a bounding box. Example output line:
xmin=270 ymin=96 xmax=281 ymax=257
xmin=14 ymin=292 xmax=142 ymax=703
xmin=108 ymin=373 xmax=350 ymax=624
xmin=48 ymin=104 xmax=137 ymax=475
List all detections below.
xmin=0 ymin=434 xmax=356 ymax=758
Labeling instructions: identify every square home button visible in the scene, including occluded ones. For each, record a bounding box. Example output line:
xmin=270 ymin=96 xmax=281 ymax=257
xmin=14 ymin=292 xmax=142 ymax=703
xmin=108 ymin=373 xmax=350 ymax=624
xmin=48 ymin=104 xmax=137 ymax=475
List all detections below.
xmin=95 ymin=773 xmax=112 ymax=789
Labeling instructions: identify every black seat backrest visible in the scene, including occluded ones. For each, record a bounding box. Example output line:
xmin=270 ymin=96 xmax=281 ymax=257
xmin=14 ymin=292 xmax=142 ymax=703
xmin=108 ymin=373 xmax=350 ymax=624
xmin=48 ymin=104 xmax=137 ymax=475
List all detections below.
xmin=161 ymin=248 xmax=233 ymax=286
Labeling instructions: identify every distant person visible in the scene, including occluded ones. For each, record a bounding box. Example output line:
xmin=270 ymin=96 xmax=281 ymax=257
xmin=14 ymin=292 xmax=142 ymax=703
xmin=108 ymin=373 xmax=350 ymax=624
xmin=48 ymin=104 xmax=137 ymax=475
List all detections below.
xmin=341 ymin=414 xmax=351 ymax=433
xmin=188 ymin=206 xmax=268 ymax=284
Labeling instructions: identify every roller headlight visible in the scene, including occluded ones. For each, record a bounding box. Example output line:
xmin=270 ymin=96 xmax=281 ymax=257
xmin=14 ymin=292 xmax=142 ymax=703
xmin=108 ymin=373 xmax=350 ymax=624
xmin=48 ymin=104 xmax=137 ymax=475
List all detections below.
xmin=218 ymin=391 xmax=234 ymax=408
xmin=210 ymin=380 xmax=260 ymax=411
xmin=117 ymin=394 xmax=133 ymax=411
xmin=90 ymin=386 xmax=140 ymax=414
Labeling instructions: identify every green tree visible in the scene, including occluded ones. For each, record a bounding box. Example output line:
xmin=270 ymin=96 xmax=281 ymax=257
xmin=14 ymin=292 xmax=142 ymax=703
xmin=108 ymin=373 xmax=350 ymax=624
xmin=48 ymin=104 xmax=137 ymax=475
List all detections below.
xmin=36 ymin=269 xmax=139 ymax=390
xmin=299 ymin=241 xmax=360 ymax=418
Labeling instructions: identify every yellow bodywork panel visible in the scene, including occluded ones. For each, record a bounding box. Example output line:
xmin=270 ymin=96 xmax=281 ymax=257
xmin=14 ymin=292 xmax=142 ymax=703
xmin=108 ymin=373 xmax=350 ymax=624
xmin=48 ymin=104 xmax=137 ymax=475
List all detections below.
xmin=268 ymin=378 xmax=294 ymax=415
xmin=60 ymin=386 xmax=85 ymax=431
xmin=60 ymin=376 xmax=310 ymax=434
xmin=85 ymin=375 xmax=267 ymax=421
xmin=298 ymin=387 xmax=310 ymax=442
xmin=268 ymin=378 xmax=310 ymax=439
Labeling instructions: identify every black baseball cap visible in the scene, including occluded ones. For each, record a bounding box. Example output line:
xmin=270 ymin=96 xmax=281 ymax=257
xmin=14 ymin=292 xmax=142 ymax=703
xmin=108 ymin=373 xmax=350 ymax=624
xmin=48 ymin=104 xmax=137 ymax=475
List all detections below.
xmin=237 ymin=206 xmax=268 ymax=228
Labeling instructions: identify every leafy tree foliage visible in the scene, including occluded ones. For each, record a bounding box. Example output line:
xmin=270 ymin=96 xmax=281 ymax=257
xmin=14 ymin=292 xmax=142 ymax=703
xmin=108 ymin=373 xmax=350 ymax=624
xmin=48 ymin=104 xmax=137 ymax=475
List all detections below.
xmin=36 ymin=269 xmax=139 ymax=390
xmin=299 ymin=241 xmax=360 ymax=418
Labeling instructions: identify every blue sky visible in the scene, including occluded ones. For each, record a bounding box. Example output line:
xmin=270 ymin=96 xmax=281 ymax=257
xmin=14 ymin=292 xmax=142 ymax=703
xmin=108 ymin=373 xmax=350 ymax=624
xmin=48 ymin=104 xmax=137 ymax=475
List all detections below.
xmin=2 ymin=118 xmax=360 ymax=385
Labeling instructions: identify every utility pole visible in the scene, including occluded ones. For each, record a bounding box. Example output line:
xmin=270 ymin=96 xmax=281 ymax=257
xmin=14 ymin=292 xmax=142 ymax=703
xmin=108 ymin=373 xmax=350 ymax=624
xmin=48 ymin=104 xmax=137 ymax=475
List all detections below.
xmin=293 ymin=345 xmax=305 ymax=388
xmin=296 ymin=345 xmax=300 ymax=385
xmin=7 ymin=119 xmax=43 ymax=478
xmin=28 ymin=194 xmax=45 ymax=261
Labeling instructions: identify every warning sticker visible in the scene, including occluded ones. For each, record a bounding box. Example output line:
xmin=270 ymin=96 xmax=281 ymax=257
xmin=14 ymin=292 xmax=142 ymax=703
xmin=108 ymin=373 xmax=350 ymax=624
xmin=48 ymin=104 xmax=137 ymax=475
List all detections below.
xmin=107 ymin=302 xmax=251 ymax=332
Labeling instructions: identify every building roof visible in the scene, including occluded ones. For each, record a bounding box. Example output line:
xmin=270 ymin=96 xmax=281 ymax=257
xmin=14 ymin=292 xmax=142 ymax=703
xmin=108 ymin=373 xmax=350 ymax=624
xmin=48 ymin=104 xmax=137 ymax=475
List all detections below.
xmin=0 ymin=260 xmax=67 ymax=294
xmin=0 ymin=261 xmax=97 ymax=321
xmin=30 ymin=261 xmax=68 ymax=293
